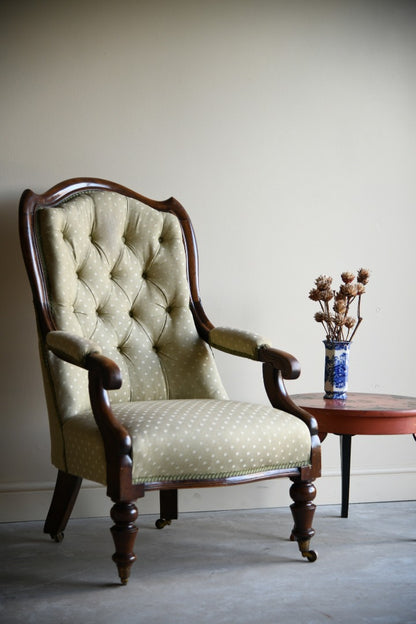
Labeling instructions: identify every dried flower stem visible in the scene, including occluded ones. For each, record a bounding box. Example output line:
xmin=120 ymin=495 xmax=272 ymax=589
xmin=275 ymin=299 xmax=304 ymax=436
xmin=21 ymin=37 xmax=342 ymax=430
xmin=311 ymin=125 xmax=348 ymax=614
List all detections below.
xmin=349 ymin=316 xmax=362 ymax=342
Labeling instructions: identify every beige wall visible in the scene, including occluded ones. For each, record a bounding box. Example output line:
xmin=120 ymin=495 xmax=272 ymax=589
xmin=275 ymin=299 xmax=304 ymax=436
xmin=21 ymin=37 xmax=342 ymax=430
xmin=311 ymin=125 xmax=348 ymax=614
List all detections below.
xmin=1 ymin=0 xmax=415 ymax=521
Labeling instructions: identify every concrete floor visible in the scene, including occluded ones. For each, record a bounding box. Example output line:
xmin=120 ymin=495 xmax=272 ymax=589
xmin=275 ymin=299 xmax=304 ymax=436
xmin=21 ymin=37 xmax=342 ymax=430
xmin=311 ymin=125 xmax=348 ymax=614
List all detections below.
xmin=0 ymin=501 xmax=415 ymax=624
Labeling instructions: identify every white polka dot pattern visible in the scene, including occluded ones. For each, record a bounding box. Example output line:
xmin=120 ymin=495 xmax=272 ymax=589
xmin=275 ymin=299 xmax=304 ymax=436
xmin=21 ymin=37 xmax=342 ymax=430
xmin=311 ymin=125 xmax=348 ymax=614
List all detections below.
xmin=63 ymin=399 xmax=311 ymax=484
xmin=36 ymin=191 xmax=228 ymax=470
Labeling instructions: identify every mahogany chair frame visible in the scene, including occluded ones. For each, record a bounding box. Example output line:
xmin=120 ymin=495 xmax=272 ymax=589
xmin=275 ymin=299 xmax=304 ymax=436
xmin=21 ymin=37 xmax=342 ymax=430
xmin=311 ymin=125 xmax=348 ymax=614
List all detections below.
xmin=19 ymin=178 xmax=321 ymax=583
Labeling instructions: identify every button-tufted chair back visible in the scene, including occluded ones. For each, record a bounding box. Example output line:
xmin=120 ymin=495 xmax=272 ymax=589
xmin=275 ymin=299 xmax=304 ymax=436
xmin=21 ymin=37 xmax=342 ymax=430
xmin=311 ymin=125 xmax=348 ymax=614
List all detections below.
xmin=35 ymin=189 xmax=227 ymax=463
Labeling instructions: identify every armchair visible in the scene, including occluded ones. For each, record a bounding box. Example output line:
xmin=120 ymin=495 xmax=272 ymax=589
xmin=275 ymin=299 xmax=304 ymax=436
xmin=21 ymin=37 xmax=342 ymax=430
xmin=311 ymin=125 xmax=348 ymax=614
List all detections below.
xmin=19 ymin=178 xmax=320 ymax=584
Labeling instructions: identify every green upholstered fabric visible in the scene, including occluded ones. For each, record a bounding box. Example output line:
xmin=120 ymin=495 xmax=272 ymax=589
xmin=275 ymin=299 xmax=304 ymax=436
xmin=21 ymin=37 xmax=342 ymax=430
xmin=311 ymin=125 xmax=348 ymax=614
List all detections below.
xmin=209 ymin=327 xmax=271 ymax=360
xmin=36 ymin=191 xmax=227 ymax=472
xmin=63 ymin=399 xmax=311 ymax=485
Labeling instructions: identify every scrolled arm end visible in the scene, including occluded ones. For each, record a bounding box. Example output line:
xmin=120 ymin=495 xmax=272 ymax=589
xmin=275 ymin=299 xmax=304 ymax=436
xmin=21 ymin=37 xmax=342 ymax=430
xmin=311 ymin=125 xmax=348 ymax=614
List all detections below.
xmin=258 ymin=345 xmax=301 ymax=380
xmin=86 ymin=352 xmax=122 ymax=391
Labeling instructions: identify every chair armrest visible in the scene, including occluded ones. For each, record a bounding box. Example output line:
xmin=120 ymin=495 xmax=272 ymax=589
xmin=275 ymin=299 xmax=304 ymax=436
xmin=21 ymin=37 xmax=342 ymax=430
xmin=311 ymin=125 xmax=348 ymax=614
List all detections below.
xmin=208 ymin=326 xmax=300 ymax=379
xmin=46 ymin=330 xmax=121 ymax=390
xmin=208 ymin=326 xmax=271 ymax=360
xmin=47 ymin=331 xmax=131 ymax=493
xmin=46 ymin=330 xmax=102 ymax=368
xmin=208 ymin=327 xmax=320 ymax=475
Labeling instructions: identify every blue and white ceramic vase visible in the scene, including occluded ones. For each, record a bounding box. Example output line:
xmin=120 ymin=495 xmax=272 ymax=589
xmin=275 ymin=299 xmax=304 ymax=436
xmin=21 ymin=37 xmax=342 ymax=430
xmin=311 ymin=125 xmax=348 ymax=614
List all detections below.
xmin=323 ymin=340 xmax=351 ymax=400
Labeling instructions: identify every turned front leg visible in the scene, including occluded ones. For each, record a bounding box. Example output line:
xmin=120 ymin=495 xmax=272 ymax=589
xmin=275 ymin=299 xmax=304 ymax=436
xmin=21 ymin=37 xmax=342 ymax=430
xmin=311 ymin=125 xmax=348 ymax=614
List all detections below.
xmin=289 ymin=478 xmax=318 ymax=562
xmin=110 ymin=502 xmax=139 ymax=584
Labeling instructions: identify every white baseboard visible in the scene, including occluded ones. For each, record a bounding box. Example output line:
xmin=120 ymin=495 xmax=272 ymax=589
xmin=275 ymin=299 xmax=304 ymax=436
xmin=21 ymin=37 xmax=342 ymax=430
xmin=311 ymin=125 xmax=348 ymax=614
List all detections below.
xmin=1 ymin=469 xmax=415 ymax=523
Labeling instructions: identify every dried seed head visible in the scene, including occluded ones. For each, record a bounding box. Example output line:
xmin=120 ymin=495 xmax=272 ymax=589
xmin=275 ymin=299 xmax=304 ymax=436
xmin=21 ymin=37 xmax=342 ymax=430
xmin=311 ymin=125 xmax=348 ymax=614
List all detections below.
xmin=321 ymin=289 xmax=334 ymax=302
xmin=344 ymin=317 xmax=356 ymax=329
xmin=357 ymin=268 xmax=370 ymax=284
xmin=309 ymin=288 xmax=320 ymax=301
xmin=333 ymin=298 xmax=347 ymax=314
xmin=341 ymin=271 xmax=355 ymax=284
xmin=314 ymin=312 xmax=326 ymax=323
xmin=340 ymin=283 xmax=358 ymax=297
xmin=315 ymin=275 xmax=333 ymax=291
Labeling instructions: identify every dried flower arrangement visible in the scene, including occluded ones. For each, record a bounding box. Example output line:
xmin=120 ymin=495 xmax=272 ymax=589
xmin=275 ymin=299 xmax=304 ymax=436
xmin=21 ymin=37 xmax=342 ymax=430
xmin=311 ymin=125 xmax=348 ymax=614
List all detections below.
xmin=309 ymin=268 xmax=370 ymax=342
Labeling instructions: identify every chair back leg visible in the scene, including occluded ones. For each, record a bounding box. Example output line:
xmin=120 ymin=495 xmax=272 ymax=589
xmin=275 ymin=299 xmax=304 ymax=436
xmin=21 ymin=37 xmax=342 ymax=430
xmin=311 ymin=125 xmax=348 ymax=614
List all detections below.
xmin=44 ymin=470 xmax=82 ymax=542
xmin=156 ymin=489 xmax=178 ymax=529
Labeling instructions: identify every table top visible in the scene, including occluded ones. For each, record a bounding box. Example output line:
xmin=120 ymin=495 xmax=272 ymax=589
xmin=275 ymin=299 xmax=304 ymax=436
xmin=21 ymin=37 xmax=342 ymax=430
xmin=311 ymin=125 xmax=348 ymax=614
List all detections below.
xmin=291 ymin=392 xmax=416 ymax=435
xmin=292 ymin=392 xmax=416 ymax=416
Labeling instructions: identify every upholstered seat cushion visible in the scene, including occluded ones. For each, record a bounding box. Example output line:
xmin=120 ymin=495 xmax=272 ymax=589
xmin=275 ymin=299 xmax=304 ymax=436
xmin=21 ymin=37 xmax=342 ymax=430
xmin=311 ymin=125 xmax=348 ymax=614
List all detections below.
xmin=62 ymin=399 xmax=311 ymax=485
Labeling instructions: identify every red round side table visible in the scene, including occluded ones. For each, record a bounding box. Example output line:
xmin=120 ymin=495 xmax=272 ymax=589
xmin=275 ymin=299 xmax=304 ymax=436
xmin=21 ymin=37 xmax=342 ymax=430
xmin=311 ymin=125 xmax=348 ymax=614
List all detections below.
xmin=292 ymin=392 xmax=416 ymax=517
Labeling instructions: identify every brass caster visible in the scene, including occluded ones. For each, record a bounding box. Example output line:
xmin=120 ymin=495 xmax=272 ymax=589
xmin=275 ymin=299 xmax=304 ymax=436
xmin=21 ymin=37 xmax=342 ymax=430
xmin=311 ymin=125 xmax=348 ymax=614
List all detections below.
xmin=117 ymin=566 xmax=131 ymax=585
xmin=297 ymin=539 xmax=318 ymax=562
xmin=51 ymin=532 xmax=64 ymax=543
xmin=302 ymin=550 xmax=318 ymax=562
xmin=155 ymin=518 xmax=172 ymax=530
